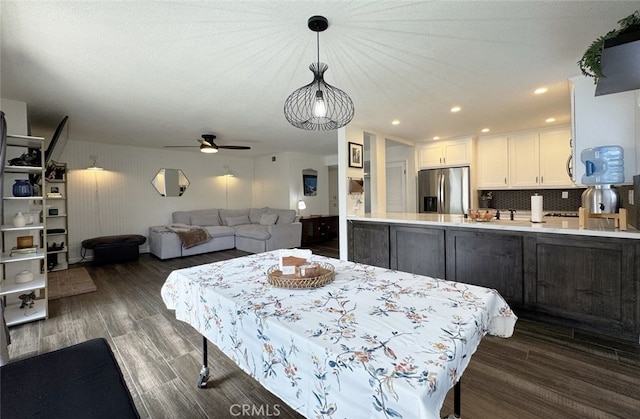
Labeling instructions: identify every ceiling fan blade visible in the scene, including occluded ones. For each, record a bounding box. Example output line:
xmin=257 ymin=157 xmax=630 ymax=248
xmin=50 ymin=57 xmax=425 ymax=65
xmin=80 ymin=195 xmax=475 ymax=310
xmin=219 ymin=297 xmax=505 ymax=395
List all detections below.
xmin=164 ymin=145 xmax=199 ymax=148
xmin=217 ymin=145 xmax=251 ymax=150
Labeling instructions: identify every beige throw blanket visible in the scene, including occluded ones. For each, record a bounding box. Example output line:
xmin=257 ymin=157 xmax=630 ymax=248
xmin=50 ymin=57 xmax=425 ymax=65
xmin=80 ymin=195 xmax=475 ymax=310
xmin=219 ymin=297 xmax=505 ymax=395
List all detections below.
xmin=168 ymin=224 xmax=212 ymax=249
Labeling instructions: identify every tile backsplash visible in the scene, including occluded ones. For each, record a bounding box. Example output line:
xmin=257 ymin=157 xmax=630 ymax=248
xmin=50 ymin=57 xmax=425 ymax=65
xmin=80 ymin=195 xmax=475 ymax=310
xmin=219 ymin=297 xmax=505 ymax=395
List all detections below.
xmin=479 ymin=189 xmax=584 ymax=212
xmin=479 ymin=186 xmax=633 ymax=212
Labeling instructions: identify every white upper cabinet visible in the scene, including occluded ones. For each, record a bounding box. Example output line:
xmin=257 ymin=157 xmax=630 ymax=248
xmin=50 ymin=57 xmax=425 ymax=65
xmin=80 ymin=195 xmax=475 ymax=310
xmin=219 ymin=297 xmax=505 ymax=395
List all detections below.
xmin=477 ymin=127 xmax=573 ymax=189
xmin=538 ymin=129 xmax=573 ymax=187
xmin=417 ymin=137 xmax=472 ymax=168
xmin=476 ymin=136 xmax=509 ymax=188
xmin=570 ymin=75 xmax=636 ymax=185
xmin=509 ymin=132 xmax=540 ymax=187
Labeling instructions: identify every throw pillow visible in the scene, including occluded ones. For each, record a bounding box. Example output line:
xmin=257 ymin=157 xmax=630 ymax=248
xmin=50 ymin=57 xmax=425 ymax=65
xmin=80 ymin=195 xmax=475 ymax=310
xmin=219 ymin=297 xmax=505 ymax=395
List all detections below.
xmin=226 ymin=215 xmax=250 ymax=227
xmin=259 ymin=213 xmax=278 ymax=226
xmin=190 ymin=214 xmax=220 ymax=226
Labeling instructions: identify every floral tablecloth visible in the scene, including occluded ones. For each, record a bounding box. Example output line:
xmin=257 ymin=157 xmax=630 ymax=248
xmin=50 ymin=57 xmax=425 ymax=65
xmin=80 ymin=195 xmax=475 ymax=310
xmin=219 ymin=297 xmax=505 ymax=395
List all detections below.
xmin=161 ymin=251 xmax=517 ymax=419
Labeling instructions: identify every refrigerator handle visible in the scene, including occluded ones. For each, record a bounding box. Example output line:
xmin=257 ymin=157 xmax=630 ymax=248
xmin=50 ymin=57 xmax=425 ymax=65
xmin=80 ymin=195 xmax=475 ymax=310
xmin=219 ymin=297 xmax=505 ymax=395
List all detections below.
xmin=439 ymin=173 xmax=445 ymax=213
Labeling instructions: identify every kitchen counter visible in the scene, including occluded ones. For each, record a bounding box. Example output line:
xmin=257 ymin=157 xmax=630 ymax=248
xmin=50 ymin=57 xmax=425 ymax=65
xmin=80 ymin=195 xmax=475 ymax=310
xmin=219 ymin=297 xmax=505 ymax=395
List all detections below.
xmin=347 ymin=211 xmax=639 ymax=239
xmin=347 ymin=214 xmax=640 ymax=342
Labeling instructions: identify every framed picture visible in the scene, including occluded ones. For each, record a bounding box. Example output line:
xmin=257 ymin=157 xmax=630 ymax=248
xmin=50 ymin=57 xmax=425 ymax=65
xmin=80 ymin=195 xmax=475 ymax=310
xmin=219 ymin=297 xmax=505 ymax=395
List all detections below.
xmin=348 ymin=142 xmax=363 ymax=168
xmin=303 ymin=174 xmax=317 ymax=196
xmin=50 ymin=187 xmax=59 ymax=194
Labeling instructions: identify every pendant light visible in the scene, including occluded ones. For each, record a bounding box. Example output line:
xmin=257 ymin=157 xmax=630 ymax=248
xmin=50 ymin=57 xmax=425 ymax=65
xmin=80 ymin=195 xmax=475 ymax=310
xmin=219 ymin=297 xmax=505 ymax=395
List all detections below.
xmin=284 ymin=16 xmax=354 ymax=131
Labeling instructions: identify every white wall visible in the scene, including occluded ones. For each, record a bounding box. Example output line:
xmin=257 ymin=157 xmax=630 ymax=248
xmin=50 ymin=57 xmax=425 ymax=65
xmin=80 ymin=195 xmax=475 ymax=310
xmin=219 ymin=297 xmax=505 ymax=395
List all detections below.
xmin=58 ymin=140 xmax=254 ymax=263
xmin=253 ymin=152 xmax=330 ymax=216
xmin=1 ymin=99 xmax=29 ymax=135
xmin=287 ymin=152 xmax=329 ymax=217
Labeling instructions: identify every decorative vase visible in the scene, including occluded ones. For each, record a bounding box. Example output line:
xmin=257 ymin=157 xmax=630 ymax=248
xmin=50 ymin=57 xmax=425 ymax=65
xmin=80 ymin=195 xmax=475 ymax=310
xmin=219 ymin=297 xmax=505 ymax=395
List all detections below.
xmin=12 ymin=179 xmax=33 ymax=197
xmin=13 ymin=212 xmax=26 ymax=227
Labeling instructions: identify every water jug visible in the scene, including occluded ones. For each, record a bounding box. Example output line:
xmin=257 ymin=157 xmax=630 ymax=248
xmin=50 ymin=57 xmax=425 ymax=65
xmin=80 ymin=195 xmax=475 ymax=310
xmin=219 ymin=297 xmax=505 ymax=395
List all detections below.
xmin=580 ymin=145 xmax=624 ymax=185
xmin=12 ymin=179 xmax=33 ymax=197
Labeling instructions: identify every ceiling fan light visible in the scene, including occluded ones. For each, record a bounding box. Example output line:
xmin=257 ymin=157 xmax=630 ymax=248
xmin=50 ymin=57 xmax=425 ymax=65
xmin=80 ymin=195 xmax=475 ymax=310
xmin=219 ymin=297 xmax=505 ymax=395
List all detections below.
xmin=200 ymin=144 xmax=218 ymax=153
xmin=284 ymin=16 xmax=354 ymax=131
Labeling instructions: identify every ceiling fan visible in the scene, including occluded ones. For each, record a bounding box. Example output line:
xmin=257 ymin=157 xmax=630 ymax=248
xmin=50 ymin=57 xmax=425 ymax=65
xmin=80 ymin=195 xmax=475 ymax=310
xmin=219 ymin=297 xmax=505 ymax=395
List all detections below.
xmin=165 ymin=134 xmax=251 ymax=154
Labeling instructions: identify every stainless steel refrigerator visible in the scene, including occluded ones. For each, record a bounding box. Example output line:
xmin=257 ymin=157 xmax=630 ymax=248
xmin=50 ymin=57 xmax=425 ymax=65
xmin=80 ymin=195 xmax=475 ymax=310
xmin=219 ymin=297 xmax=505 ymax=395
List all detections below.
xmin=418 ymin=166 xmax=470 ymax=214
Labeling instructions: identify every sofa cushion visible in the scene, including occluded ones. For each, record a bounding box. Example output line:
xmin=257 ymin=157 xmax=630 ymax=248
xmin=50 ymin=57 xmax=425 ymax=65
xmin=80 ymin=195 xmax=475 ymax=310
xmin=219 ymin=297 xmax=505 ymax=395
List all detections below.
xmin=204 ymin=226 xmax=237 ymax=238
xmin=249 ymin=207 xmax=269 ymax=224
xmin=190 ymin=213 xmax=220 ymax=226
xmin=225 ymin=215 xmax=251 ymax=227
xmin=234 ymin=224 xmax=271 ymax=240
xmin=219 ymin=209 xmax=250 ymax=225
xmin=172 ymin=211 xmax=192 ymax=225
xmin=259 ymin=213 xmax=278 ymax=226
xmin=267 ymin=208 xmax=296 ymax=224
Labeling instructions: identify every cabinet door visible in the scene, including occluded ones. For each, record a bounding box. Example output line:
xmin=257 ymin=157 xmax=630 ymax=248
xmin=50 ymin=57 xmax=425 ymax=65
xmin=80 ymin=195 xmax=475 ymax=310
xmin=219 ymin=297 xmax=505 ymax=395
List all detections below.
xmin=417 ymin=143 xmax=443 ymax=168
xmin=476 ymin=136 xmax=509 ymax=188
xmin=509 ymin=133 xmax=539 ymax=187
xmin=442 ymin=140 xmax=470 ymax=166
xmin=390 ymin=225 xmax=445 ymax=279
xmin=446 ymin=229 xmax=523 ymax=305
xmin=538 ymin=129 xmax=573 ymax=187
xmin=528 ymin=234 xmax=638 ymax=339
xmin=347 ymin=221 xmax=389 ymax=268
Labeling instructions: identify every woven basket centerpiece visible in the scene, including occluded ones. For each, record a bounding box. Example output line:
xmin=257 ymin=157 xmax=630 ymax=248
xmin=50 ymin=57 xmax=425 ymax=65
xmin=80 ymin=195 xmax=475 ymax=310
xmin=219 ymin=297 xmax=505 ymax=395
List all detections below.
xmin=267 ymin=262 xmax=335 ymax=289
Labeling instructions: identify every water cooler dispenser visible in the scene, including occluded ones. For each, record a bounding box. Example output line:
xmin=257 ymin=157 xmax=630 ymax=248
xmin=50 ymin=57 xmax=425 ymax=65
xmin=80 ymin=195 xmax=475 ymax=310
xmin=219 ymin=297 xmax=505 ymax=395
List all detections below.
xmin=578 ymin=145 xmax=627 ymax=230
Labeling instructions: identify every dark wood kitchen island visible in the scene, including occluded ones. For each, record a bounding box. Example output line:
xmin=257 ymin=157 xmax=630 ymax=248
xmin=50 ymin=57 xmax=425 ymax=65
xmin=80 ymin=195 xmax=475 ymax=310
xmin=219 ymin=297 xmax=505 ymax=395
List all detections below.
xmin=347 ymin=212 xmax=640 ymax=343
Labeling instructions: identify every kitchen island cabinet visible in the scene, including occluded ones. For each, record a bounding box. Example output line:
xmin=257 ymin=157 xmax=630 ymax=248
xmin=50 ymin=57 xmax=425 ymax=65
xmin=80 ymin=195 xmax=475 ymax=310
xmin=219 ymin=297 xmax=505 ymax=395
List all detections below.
xmin=391 ymin=225 xmax=446 ymax=279
xmin=446 ymin=228 xmax=524 ymax=305
xmin=524 ymin=234 xmax=638 ymax=341
xmin=347 ymin=221 xmax=389 ymax=268
xmin=348 ymin=215 xmax=640 ymax=342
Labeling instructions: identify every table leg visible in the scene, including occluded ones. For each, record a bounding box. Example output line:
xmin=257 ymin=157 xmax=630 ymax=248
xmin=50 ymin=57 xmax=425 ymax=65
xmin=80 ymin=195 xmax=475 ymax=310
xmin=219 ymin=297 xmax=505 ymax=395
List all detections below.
xmin=454 ymin=380 xmax=461 ymax=418
xmin=198 ymin=336 xmax=209 ymax=388
xmin=442 ymin=380 xmax=462 ymax=419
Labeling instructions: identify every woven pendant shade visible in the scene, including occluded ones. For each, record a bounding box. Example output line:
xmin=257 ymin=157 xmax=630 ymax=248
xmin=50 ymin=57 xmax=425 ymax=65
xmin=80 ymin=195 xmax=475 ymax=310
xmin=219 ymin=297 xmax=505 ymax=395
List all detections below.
xmin=284 ymin=16 xmax=354 ymax=131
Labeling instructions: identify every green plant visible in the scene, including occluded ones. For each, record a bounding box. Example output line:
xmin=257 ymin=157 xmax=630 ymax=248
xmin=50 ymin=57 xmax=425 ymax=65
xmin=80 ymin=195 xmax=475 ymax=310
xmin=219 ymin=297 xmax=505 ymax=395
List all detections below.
xmin=578 ymin=10 xmax=640 ymax=81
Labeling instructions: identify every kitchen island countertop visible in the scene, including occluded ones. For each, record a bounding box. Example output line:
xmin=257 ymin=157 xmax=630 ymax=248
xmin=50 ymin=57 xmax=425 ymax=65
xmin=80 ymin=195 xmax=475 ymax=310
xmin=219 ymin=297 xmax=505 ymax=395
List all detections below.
xmin=347 ymin=212 xmax=639 ymax=239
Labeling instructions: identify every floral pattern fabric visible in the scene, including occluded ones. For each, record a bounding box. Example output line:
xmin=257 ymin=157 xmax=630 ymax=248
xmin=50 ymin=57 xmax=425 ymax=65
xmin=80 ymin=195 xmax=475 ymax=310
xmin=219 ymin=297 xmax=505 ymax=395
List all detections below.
xmin=161 ymin=251 xmax=517 ymax=419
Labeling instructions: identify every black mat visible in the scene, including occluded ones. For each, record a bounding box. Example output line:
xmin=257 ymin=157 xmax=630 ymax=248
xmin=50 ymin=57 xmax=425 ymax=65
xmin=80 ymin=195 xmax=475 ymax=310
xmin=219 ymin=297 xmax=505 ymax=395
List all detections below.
xmin=1 ymin=338 xmax=139 ymax=419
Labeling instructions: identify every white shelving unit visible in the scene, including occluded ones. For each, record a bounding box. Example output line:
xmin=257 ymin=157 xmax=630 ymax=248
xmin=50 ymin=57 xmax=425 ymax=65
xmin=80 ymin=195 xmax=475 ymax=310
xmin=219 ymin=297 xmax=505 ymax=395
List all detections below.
xmin=44 ymin=164 xmax=68 ymax=271
xmin=1 ymin=133 xmax=48 ymax=326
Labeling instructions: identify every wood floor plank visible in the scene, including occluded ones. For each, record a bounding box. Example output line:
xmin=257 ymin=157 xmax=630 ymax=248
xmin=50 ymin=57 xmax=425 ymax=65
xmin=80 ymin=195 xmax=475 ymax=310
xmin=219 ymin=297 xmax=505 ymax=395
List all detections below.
xmin=141 ymin=378 xmax=208 ymax=419
xmin=137 ymin=313 xmax=194 ymax=361
xmin=112 ymin=331 xmax=178 ymax=394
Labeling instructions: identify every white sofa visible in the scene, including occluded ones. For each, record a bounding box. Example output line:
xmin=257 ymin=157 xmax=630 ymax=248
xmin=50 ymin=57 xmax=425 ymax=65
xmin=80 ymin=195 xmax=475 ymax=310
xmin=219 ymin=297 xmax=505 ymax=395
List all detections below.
xmin=149 ymin=207 xmax=301 ymax=260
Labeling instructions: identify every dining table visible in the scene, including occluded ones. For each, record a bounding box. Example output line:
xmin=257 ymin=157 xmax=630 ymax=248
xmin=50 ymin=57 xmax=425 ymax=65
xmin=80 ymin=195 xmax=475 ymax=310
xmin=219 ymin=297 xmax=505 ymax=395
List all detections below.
xmin=161 ymin=250 xmax=517 ymax=419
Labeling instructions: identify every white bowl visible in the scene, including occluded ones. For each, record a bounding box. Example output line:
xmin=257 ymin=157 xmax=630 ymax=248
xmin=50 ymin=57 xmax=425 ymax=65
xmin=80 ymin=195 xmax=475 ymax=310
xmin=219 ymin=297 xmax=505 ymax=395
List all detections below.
xmin=15 ymin=270 xmax=34 ymax=283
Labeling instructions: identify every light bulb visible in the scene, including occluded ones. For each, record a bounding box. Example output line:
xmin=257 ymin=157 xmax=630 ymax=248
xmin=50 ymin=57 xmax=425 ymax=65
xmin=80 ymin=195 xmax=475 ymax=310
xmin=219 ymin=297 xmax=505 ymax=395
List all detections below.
xmin=313 ymin=90 xmax=327 ymax=118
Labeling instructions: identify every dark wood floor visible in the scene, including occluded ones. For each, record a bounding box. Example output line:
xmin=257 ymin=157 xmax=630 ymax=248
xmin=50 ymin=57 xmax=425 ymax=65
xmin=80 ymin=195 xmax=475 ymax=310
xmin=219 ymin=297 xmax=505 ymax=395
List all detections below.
xmin=7 ymin=239 xmax=640 ymax=418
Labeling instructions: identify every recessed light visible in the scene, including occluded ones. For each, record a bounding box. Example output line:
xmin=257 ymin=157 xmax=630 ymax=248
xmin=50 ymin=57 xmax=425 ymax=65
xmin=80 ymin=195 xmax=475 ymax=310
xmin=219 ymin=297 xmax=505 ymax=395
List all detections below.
xmin=433 ymin=136 xmax=440 ymax=140
xmin=534 ymin=87 xmax=548 ymax=95
xmin=481 ymin=128 xmax=490 ymax=133
xmin=392 ymin=119 xmax=400 ymax=125
xmin=545 ymin=117 xmax=556 ymax=123
xmin=450 ymin=106 xmax=461 ymax=113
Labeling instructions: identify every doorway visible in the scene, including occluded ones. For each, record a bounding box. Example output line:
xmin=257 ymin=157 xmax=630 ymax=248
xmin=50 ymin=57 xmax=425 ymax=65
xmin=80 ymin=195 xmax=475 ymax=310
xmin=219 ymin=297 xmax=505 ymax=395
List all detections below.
xmin=386 ymin=161 xmax=407 ymax=212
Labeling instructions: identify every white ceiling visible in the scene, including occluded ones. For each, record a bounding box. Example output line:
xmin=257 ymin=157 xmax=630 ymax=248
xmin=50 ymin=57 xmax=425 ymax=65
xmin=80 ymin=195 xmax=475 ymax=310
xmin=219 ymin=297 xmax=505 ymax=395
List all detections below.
xmin=1 ymin=1 xmax=638 ymax=157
